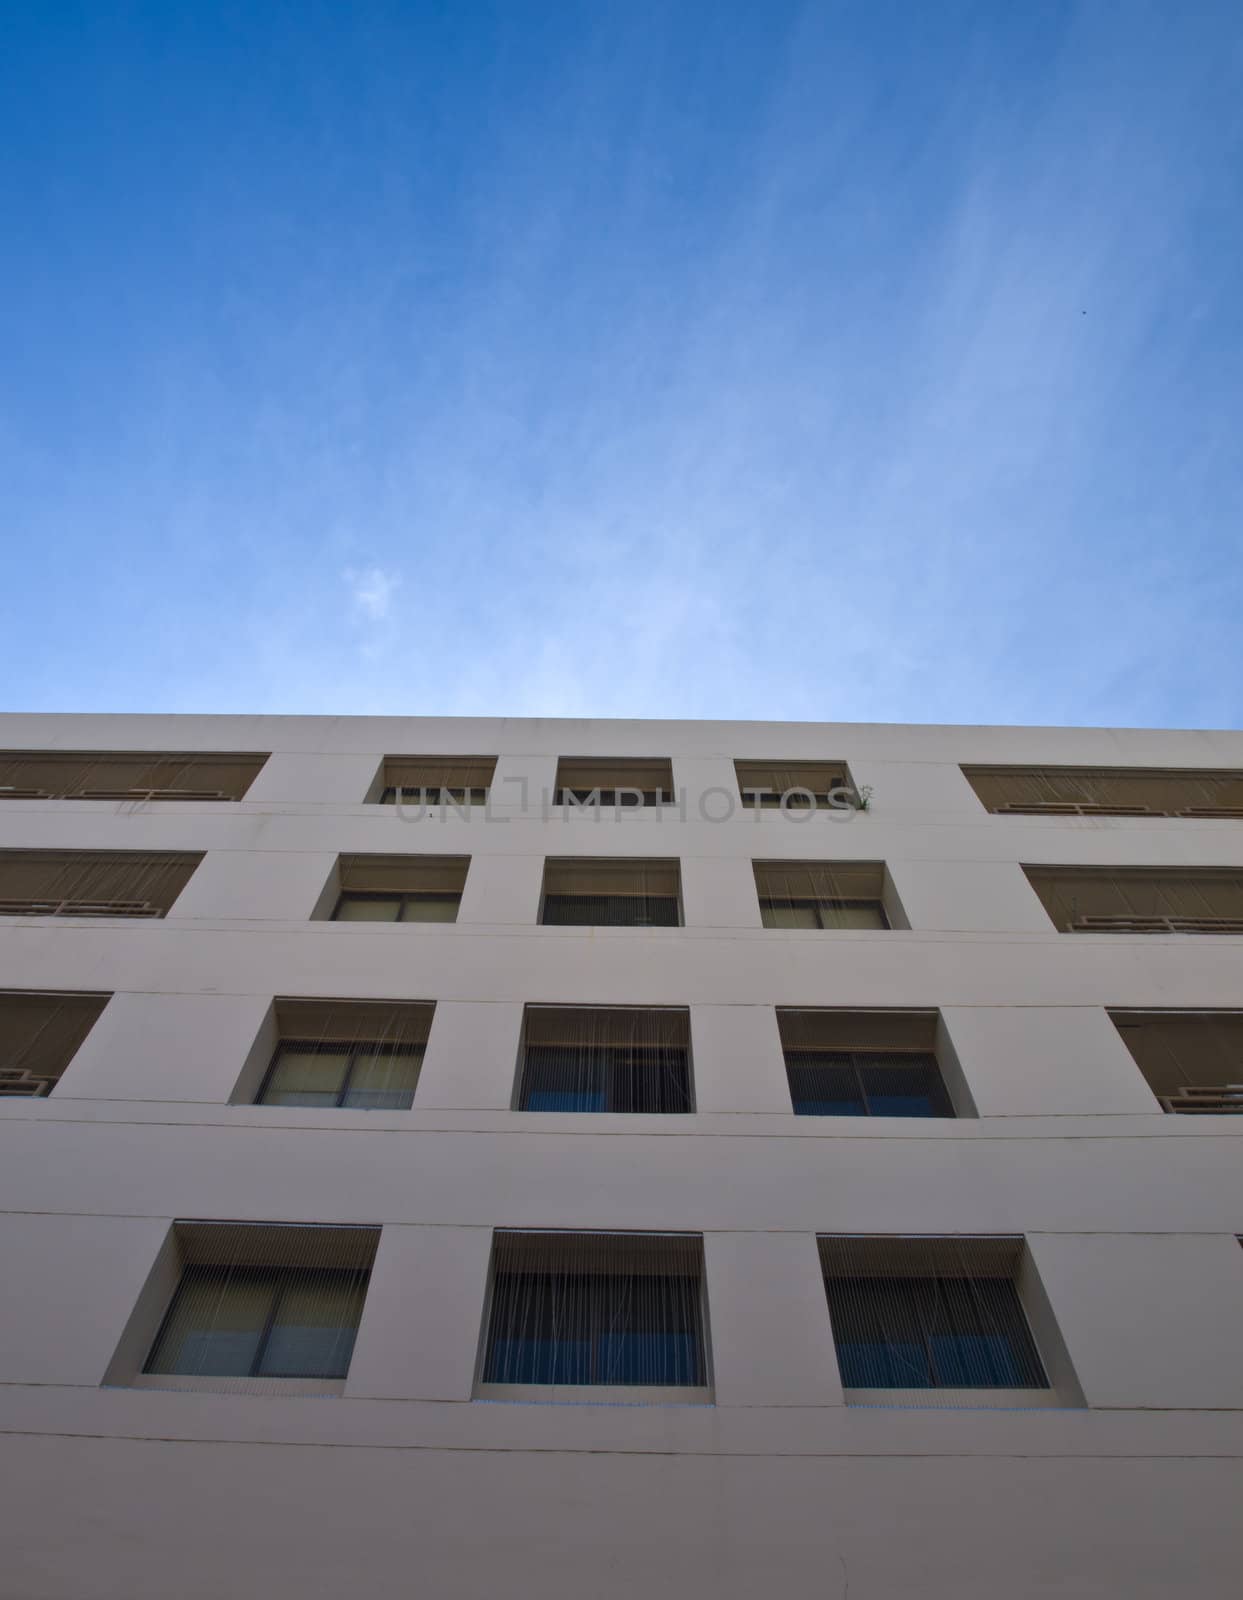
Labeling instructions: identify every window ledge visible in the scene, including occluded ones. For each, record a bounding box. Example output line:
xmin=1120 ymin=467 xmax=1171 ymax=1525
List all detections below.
xmin=124 ymin=1375 xmax=346 ymax=1398
xmin=476 ymin=1383 xmax=713 ymax=1406
xmin=842 ymin=1386 xmax=1072 ymax=1410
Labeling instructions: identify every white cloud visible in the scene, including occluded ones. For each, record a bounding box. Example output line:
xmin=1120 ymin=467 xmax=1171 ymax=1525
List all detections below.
xmin=344 ymin=566 xmax=400 ymax=622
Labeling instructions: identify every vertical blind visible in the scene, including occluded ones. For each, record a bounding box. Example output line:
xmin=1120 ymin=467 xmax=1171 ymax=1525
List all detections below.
xmin=785 ymin=1051 xmax=951 ymax=1118
xmin=540 ymin=859 xmax=682 ymax=927
xmin=0 ymin=990 xmax=109 ymax=1097
xmin=482 ymin=1231 xmax=709 ymax=1390
xmin=517 ymin=1006 xmax=693 ymax=1113
xmin=553 ymin=759 xmax=674 ymax=806
xmin=820 ymin=1237 xmax=1048 ymax=1400
xmin=753 ymin=861 xmax=888 ymax=929
xmin=1109 ymin=1010 xmax=1243 ymax=1112
xmin=257 ymin=999 xmax=435 ymax=1109
xmin=963 ymin=765 xmax=1243 ymax=817
xmin=777 ymin=1007 xmax=952 ymax=1117
xmin=0 ymin=750 xmax=267 ymax=801
xmin=380 ymin=757 xmax=496 ymax=805
xmin=0 ymin=850 xmax=203 ymax=917
xmin=1023 ymin=866 xmax=1243 ymax=931
xmin=734 ymin=760 xmax=851 ymax=807
xmin=143 ymin=1223 xmax=379 ymax=1394
xmin=333 ymin=854 xmax=469 ymax=923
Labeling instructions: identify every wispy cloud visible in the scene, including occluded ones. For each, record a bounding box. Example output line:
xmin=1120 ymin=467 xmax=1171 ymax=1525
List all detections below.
xmin=3 ymin=4 xmax=1240 ymax=725
xmin=344 ymin=566 xmax=400 ymax=623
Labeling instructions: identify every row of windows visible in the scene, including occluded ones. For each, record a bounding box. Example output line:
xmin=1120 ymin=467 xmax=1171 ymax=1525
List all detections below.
xmin=126 ymin=1223 xmax=1065 ymax=1403
xmin=3 ymin=750 xmax=1243 ymax=818
xmin=4 ymin=849 xmax=1243 ymax=935
xmin=5 ymin=993 xmax=1240 ymax=1115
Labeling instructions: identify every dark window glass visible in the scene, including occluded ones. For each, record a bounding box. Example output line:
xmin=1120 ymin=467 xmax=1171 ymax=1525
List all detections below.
xmin=145 ymin=1265 xmax=368 ymax=1380
xmin=759 ymin=897 xmax=888 ymax=930
xmin=541 ymin=893 xmax=680 ymax=927
xmin=787 ymin=1052 xmax=952 ymax=1118
xmin=333 ymin=891 xmax=459 ymax=923
xmin=258 ymin=1041 xmax=423 ymax=1110
xmin=520 ymin=1044 xmax=692 ymax=1114
xmin=556 ymin=788 xmax=670 ymax=807
xmin=825 ymin=1274 xmax=1047 ymax=1389
xmin=380 ymin=787 xmax=487 ymax=806
xmin=484 ymin=1271 xmax=705 ymax=1387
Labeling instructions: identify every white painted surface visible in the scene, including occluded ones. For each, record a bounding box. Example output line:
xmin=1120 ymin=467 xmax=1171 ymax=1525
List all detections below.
xmin=0 ymin=713 xmax=1240 ymax=1597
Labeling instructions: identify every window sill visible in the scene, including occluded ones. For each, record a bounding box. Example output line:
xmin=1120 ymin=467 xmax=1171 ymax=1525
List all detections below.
xmin=476 ymin=1383 xmax=714 ymax=1406
xmin=123 ymin=1375 xmax=347 ymax=1398
xmin=842 ymin=1386 xmax=1070 ymax=1410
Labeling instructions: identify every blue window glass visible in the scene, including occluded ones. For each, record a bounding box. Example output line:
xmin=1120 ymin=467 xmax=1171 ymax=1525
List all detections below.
xmin=787 ymin=1052 xmax=953 ymax=1118
xmin=145 ymin=1265 xmax=369 ymax=1380
xmin=483 ymin=1266 xmax=706 ymax=1388
xmin=519 ymin=1043 xmax=692 ymax=1114
xmin=527 ymin=1088 xmax=608 ymax=1112
xmin=825 ymin=1272 xmax=1047 ymax=1391
xmin=488 ymin=1338 xmax=593 ymax=1386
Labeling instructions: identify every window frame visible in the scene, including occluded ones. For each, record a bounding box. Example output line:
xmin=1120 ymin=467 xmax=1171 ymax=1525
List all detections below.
xmin=331 ymin=889 xmax=461 ymax=923
xmin=785 ymin=1048 xmax=954 ymax=1118
xmin=518 ymin=1041 xmax=694 ymax=1114
xmin=759 ymin=895 xmax=889 ymax=930
xmin=818 ymin=1236 xmax=1063 ymax=1407
xmin=143 ymin=1263 xmax=367 ymax=1381
xmin=256 ymin=1037 xmax=426 ymax=1110
xmin=476 ymin=1231 xmax=713 ymax=1403
xmin=825 ymin=1271 xmax=1049 ymax=1392
xmin=539 ymin=891 xmax=682 ymax=928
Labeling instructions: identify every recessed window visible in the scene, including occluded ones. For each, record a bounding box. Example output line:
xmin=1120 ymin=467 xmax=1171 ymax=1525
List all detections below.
xmin=554 ymin=758 xmax=674 ymax=807
xmin=540 ymin=858 xmax=682 ymax=927
xmin=754 ymin=861 xmax=889 ymax=929
xmin=255 ymin=999 xmax=434 ymax=1110
xmin=964 ymin=764 xmax=1243 ymax=818
xmin=820 ymin=1237 xmax=1050 ymax=1403
xmin=330 ymin=854 xmax=469 ymax=923
xmin=778 ymin=1010 xmax=955 ymax=1117
xmin=0 ymin=750 xmax=268 ymax=802
xmin=1023 ymin=866 xmax=1243 ymax=934
xmin=136 ymin=1223 xmax=379 ymax=1393
xmin=0 ymin=990 xmax=109 ymax=1097
xmin=1109 ymin=1010 xmax=1243 ymax=1113
xmin=735 ymin=760 xmax=853 ymax=809
xmin=479 ymin=1231 xmax=710 ymax=1397
xmin=378 ymin=756 xmax=496 ymax=806
xmin=516 ymin=1006 xmax=693 ymax=1113
xmin=0 ymin=850 xmax=203 ymax=918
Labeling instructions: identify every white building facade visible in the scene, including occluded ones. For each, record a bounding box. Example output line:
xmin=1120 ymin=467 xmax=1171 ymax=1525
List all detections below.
xmin=0 ymin=712 xmax=1240 ymax=1598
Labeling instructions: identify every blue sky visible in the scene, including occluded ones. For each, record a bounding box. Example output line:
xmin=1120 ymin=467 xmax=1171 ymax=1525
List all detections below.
xmin=2 ymin=1 xmax=1240 ymax=727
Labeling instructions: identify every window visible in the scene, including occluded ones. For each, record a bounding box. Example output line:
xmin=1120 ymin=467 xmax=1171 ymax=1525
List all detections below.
xmin=0 ymin=990 xmax=109 ymax=1097
xmin=1023 ymin=866 xmax=1243 ymax=933
xmin=735 ymin=760 xmax=853 ymax=809
xmin=778 ymin=1010 xmax=955 ymax=1117
xmin=516 ymin=1006 xmax=693 ymax=1113
xmin=1109 ymin=1010 xmax=1243 ymax=1113
xmin=540 ymin=858 xmax=682 ymax=927
xmin=820 ymin=1237 xmax=1050 ymax=1401
xmin=330 ymin=854 xmax=469 ymax=923
xmin=378 ymin=756 xmax=496 ymax=807
xmin=138 ymin=1223 xmax=378 ymax=1392
xmin=479 ymin=1231 xmax=710 ymax=1395
xmin=754 ymin=861 xmax=889 ymax=929
xmin=0 ymin=750 xmax=266 ymax=801
xmin=0 ymin=850 xmax=203 ymax=918
xmin=553 ymin=758 xmax=674 ymax=807
xmin=256 ymin=999 xmax=434 ymax=1109
xmin=963 ymin=764 xmax=1243 ymax=818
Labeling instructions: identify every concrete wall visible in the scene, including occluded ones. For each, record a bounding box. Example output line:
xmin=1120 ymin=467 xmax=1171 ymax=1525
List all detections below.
xmin=0 ymin=713 xmax=1241 ymax=1599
